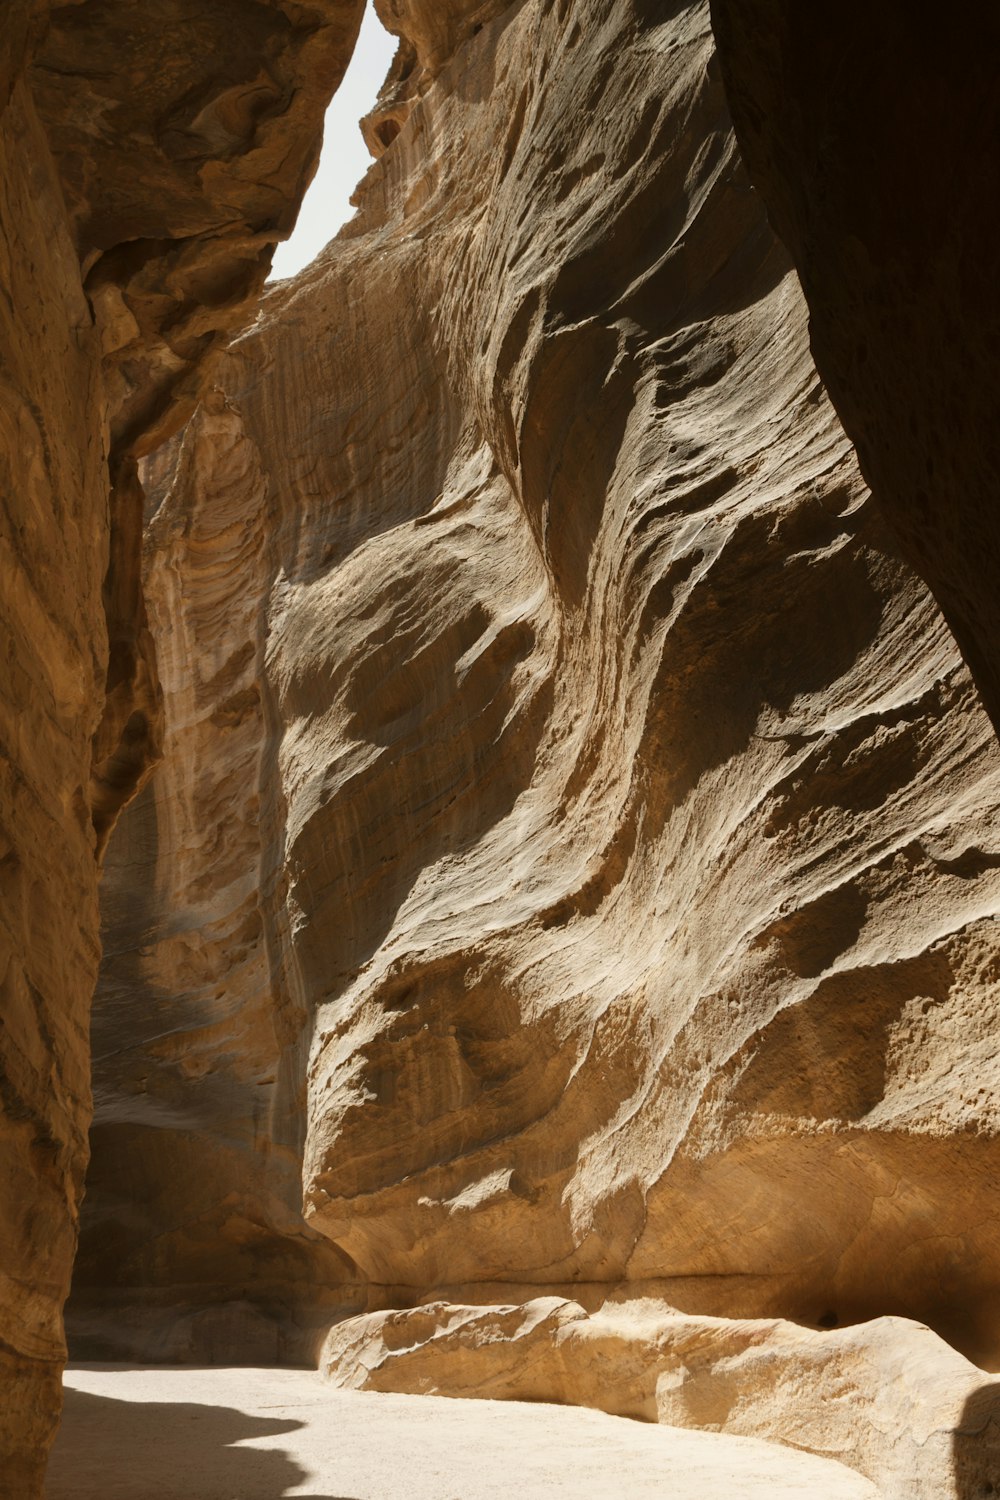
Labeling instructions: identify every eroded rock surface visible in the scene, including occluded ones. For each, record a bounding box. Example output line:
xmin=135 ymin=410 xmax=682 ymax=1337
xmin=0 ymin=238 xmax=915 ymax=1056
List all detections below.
xmin=0 ymin=54 xmax=107 ymax=1488
xmin=0 ymin=2 xmax=362 ymax=1489
xmin=709 ymin=0 xmax=1000 ymax=735
xmin=321 ymin=1297 xmax=1000 ymax=1498
xmin=78 ymin=0 xmax=1000 ymax=1486
xmin=70 ymin=398 xmax=361 ymax=1363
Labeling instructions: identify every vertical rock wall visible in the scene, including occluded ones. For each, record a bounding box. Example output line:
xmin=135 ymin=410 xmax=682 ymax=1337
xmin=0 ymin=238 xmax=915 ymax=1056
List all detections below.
xmin=80 ymin=15 xmax=1000 ymax=1491
xmin=0 ymin=3 xmax=363 ymax=1489
xmin=709 ymin=0 xmax=1000 ymax=732
xmin=70 ymin=400 xmax=360 ymax=1362
xmin=0 ymin=53 xmax=108 ymax=1489
xmin=0 ymin=0 xmax=982 ymax=1491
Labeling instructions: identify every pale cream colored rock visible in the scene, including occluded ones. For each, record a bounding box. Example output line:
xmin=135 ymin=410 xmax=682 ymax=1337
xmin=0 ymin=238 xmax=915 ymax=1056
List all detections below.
xmin=322 ymin=1297 xmax=1000 ymax=1498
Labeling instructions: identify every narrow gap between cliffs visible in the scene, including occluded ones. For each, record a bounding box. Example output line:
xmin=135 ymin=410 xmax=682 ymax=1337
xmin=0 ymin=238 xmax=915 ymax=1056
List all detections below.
xmin=268 ymin=1 xmax=395 ymax=282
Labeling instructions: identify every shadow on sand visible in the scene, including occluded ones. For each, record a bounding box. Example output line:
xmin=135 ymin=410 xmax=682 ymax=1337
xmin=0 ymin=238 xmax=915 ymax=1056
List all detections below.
xmin=46 ymin=1386 xmax=355 ymax=1500
xmin=954 ymin=1383 xmax=1000 ymax=1499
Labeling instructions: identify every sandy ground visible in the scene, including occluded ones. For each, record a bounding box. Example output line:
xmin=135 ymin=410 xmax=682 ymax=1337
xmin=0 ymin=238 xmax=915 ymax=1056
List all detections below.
xmin=45 ymin=1365 xmax=879 ymax=1499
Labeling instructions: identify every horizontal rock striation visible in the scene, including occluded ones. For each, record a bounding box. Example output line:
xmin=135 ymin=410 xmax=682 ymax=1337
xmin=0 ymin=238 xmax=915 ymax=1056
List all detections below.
xmin=82 ymin=0 xmax=1000 ymax=1479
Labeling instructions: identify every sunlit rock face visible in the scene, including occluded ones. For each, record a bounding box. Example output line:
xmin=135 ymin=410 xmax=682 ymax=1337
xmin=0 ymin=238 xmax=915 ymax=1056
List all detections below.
xmin=80 ymin=0 xmax=1000 ymax=1462
xmin=320 ymin=1298 xmax=1000 ymax=1499
xmin=0 ymin=2 xmax=362 ymax=1490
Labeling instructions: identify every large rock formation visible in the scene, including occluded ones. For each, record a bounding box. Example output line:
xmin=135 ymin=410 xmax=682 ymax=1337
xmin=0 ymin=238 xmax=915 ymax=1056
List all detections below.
xmin=709 ymin=0 xmax=1000 ymax=735
xmin=321 ymin=1298 xmax=1000 ymax=1498
xmin=0 ymin=2 xmax=362 ymax=1490
xmin=0 ymin=45 xmax=107 ymax=1484
xmin=69 ymin=398 xmax=363 ymax=1364
xmin=73 ymin=0 xmax=1000 ymax=1491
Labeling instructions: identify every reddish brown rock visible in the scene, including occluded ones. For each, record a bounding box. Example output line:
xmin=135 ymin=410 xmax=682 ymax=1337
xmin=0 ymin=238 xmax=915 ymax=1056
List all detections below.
xmin=78 ymin=2 xmax=1000 ymax=1486
xmin=0 ymin=2 xmax=363 ymax=1489
xmin=0 ymin=59 xmax=107 ymax=1494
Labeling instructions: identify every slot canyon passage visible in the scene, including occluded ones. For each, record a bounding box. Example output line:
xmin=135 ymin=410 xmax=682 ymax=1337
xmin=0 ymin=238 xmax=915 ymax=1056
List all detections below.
xmin=3 ymin=0 xmax=1000 ymax=1495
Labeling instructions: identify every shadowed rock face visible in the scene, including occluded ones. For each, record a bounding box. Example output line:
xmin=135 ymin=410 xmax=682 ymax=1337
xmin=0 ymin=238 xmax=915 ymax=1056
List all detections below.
xmin=709 ymin=0 xmax=1000 ymax=735
xmin=32 ymin=0 xmax=366 ymax=845
xmin=0 ymin=56 xmax=107 ymax=1490
xmin=77 ymin=2 xmax=1000 ymax=1482
xmin=69 ymin=398 xmax=363 ymax=1365
xmin=33 ymin=0 xmax=365 ymax=459
xmin=0 ymin=2 xmax=362 ymax=1489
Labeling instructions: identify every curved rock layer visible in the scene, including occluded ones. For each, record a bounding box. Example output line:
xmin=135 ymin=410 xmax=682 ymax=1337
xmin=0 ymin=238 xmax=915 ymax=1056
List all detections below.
xmin=0 ymin=2 xmax=362 ymax=1489
xmin=77 ymin=0 xmax=1000 ymax=1477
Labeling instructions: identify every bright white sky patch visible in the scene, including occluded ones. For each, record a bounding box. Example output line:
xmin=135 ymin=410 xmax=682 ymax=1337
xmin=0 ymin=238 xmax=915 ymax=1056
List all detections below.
xmin=268 ymin=2 xmax=396 ymax=281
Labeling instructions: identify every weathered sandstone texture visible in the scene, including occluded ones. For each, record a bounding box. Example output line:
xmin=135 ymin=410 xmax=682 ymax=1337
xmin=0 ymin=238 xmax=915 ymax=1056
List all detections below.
xmin=0 ymin=42 xmax=107 ymax=1486
xmin=709 ymin=0 xmax=1000 ymax=734
xmin=0 ymin=2 xmax=362 ymax=1490
xmin=76 ymin=0 xmax=1000 ymax=1490
xmin=70 ymin=398 xmax=362 ymax=1364
xmin=322 ymin=1298 xmax=1000 ymax=1499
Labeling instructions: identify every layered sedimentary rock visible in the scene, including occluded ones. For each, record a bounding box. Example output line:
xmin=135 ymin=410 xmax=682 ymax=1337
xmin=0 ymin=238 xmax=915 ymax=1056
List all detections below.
xmin=0 ymin=3 xmax=362 ymax=1490
xmin=709 ymin=0 xmax=1000 ymax=735
xmin=79 ymin=0 xmax=1000 ymax=1489
xmin=33 ymin=0 xmax=366 ymax=842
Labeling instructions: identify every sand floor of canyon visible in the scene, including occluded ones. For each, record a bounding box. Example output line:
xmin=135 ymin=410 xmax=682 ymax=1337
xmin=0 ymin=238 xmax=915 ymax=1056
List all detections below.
xmin=47 ymin=1365 xmax=879 ymax=1499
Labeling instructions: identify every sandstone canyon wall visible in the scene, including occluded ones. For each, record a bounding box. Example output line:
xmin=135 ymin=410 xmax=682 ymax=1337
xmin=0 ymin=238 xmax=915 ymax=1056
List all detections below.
xmin=0 ymin=2 xmax=362 ymax=1491
xmin=68 ymin=0 xmax=1000 ymax=1494
xmin=709 ymin=0 xmax=1000 ymax=736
